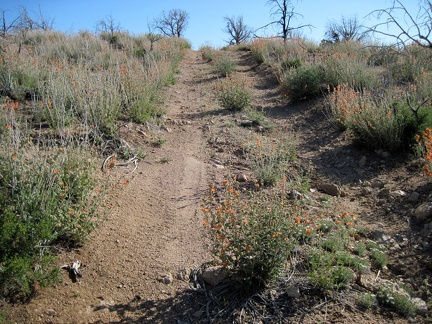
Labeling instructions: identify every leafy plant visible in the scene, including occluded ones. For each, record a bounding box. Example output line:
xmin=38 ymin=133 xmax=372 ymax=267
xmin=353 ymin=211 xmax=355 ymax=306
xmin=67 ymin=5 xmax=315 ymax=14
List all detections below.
xmin=201 ymin=45 xmax=216 ymax=62
xmin=202 ymin=181 xmax=294 ymax=291
xmin=326 ymin=84 xmax=419 ymax=151
xmin=279 ymin=65 xmax=324 ymax=101
xmin=245 ymin=136 xmax=296 ymax=186
xmin=213 ymin=55 xmax=236 ymax=77
xmin=377 ymin=285 xmax=417 ymax=317
xmin=0 ymin=142 xmax=103 ymax=299
xmin=215 ymin=72 xmax=253 ymax=111
xmin=357 ymin=292 xmax=377 ymax=309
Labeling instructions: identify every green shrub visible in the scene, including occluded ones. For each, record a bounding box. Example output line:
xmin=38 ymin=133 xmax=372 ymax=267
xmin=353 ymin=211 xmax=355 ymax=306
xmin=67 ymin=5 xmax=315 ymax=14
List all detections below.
xmin=325 ymin=84 xmax=427 ymax=151
xmin=357 ymin=292 xmax=377 ymax=309
xmin=128 ymin=88 xmax=161 ymax=124
xmin=309 ymin=250 xmax=355 ymax=290
xmin=213 ymin=55 xmax=236 ymax=77
xmin=321 ymin=55 xmax=381 ymax=91
xmin=202 ymin=182 xmax=295 ymax=291
xmin=387 ymin=45 xmax=432 ymax=84
xmin=215 ymin=72 xmax=252 ymax=111
xmin=0 ymin=141 xmax=103 ymax=299
xmin=377 ymin=286 xmax=417 ymax=317
xmin=245 ymin=135 xmax=296 ymax=186
xmin=368 ymin=46 xmax=399 ymax=66
xmin=235 ymin=44 xmax=250 ymax=51
xmin=281 ymin=58 xmax=302 ymax=70
xmin=279 ymin=65 xmax=324 ymax=101
xmin=200 ymin=45 xmax=216 ymax=62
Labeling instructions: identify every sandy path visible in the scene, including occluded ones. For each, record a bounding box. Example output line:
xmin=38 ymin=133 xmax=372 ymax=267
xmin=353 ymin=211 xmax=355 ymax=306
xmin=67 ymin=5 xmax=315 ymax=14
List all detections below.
xmin=14 ymin=50 xmax=213 ymax=323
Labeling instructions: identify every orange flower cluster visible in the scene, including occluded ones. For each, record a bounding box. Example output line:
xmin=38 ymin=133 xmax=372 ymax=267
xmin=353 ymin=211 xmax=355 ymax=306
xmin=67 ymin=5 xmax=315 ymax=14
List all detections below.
xmin=327 ymin=84 xmax=363 ymax=126
xmin=3 ymin=100 xmax=19 ymax=110
xmin=337 ymin=212 xmax=358 ymax=226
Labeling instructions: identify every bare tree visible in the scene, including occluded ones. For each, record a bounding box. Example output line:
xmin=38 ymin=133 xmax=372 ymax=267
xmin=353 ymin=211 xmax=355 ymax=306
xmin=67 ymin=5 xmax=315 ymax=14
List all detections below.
xmin=257 ymin=0 xmax=312 ymax=43
xmin=324 ymin=15 xmax=367 ymax=43
xmin=223 ymin=16 xmax=252 ymax=45
xmin=96 ymin=14 xmax=121 ymax=38
xmin=33 ymin=4 xmax=54 ymax=31
xmin=0 ymin=9 xmax=21 ymax=37
xmin=153 ymin=9 xmax=189 ymax=38
xmin=368 ymin=0 xmax=432 ymax=48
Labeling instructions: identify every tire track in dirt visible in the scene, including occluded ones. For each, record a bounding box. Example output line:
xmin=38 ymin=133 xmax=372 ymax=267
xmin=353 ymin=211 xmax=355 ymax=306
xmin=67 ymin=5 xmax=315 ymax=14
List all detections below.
xmin=11 ymin=50 xmax=214 ymax=323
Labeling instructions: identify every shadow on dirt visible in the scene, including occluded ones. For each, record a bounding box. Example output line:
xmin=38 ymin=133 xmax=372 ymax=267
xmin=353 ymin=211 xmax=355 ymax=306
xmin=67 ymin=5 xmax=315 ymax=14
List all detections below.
xmin=265 ymin=99 xmax=416 ymax=186
xmin=93 ymin=283 xmax=323 ymax=323
xmin=92 ymin=278 xmax=405 ymax=323
xmin=97 ymin=290 xmax=204 ymax=323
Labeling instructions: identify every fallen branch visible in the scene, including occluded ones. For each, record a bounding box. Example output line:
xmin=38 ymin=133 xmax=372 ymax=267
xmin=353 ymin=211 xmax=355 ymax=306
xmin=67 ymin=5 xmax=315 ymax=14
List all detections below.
xmin=101 ymin=154 xmax=139 ymax=174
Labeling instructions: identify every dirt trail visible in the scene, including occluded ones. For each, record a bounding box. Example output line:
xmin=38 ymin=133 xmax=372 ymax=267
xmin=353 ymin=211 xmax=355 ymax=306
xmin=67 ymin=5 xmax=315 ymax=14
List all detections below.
xmin=11 ymin=49 xmax=214 ymax=323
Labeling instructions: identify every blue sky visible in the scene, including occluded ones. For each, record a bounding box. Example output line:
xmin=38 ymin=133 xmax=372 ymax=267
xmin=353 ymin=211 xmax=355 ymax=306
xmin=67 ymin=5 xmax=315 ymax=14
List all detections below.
xmin=1 ymin=0 xmax=421 ymax=49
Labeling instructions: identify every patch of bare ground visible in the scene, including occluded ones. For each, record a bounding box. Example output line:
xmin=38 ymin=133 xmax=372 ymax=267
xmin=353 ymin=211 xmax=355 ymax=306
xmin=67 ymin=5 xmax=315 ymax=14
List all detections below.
xmin=5 ymin=49 xmax=432 ymax=323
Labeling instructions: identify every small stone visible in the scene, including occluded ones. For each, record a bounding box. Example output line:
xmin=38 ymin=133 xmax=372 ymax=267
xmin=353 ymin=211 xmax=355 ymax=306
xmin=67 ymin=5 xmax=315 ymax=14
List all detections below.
xmin=45 ymin=309 xmax=56 ymax=316
xmin=286 ymin=286 xmax=300 ymax=298
xmin=192 ymin=310 xmax=204 ymax=318
xmin=370 ymin=230 xmax=392 ymax=244
xmin=390 ymin=190 xmax=406 ymax=197
xmin=411 ymin=297 xmax=428 ymax=315
xmin=210 ymin=159 xmax=224 ymax=169
xmin=360 ymin=187 xmax=372 ymax=196
xmin=408 ymin=192 xmax=420 ymax=203
xmin=377 ymin=188 xmax=390 ymax=198
xmin=201 ymin=266 xmax=228 ymax=286
xmin=359 ymin=156 xmax=367 ymax=167
xmin=235 ymin=173 xmax=248 ymax=182
xmin=381 ymin=151 xmax=390 ymax=158
xmin=414 ymin=202 xmax=432 ymax=222
xmin=176 ymin=268 xmax=190 ymax=281
xmin=317 ymin=183 xmax=341 ymax=197
xmin=288 ymin=190 xmax=303 ymax=200
xmin=371 ymin=179 xmax=385 ymax=188
xmin=409 ymin=159 xmax=425 ymax=168
xmin=157 ymin=273 xmax=173 ymax=285
xmin=239 ymin=120 xmax=254 ymax=127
